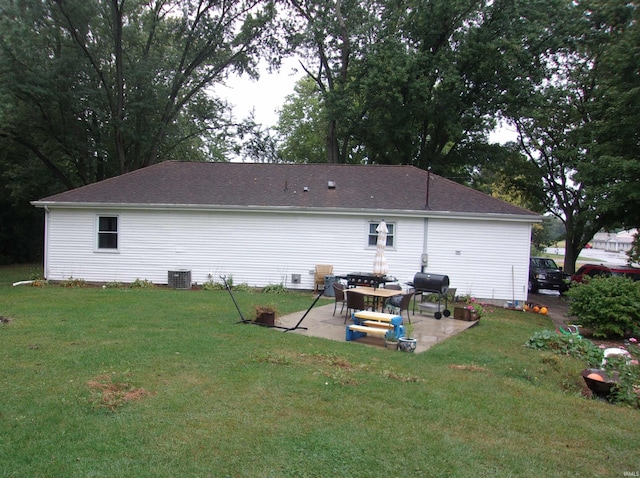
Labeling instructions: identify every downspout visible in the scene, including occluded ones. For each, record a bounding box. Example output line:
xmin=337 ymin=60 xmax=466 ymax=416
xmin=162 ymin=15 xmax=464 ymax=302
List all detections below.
xmin=43 ymin=205 xmax=49 ymax=280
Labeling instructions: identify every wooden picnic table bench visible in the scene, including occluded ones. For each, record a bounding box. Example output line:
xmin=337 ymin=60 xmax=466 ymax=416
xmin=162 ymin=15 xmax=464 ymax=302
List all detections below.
xmin=346 ymin=311 xmax=404 ymax=342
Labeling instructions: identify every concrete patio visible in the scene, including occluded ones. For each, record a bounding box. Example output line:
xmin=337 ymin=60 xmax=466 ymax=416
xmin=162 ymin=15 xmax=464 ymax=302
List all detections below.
xmin=277 ymin=302 xmax=479 ymax=353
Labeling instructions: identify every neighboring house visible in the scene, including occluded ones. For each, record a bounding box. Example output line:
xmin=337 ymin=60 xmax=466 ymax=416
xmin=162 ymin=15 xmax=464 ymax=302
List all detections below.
xmin=591 ymin=229 xmax=637 ymax=253
xmin=32 ymin=161 xmax=540 ymax=303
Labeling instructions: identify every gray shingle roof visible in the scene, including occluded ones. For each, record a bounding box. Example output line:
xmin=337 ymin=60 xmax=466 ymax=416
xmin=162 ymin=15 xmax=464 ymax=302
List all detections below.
xmin=34 ymin=161 xmax=538 ymax=217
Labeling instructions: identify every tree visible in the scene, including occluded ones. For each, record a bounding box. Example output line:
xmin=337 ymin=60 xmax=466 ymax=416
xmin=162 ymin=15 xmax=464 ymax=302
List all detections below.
xmin=278 ymin=0 xmax=567 ymax=182
xmin=500 ymin=0 xmax=640 ymax=274
xmin=0 ymin=0 xmax=278 ymax=263
xmin=0 ymin=0 xmax=278 ymax=190
xmin=283 ymin=0 xmax=384 ymax=163
xmin=274 ymin=76 xmax=326 ymax=163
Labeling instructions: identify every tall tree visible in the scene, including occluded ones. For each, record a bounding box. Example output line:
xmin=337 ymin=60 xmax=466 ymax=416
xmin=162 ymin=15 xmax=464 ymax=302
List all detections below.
xmin=501 ymin=0 xmax=640 ymax=274
xmin=283 ymin=0 xmax=383 ymax=163
xmin=0 ymin=0 xmax=278 ymax=191
xmin=278 ymin=0 xmax=563 ymax=180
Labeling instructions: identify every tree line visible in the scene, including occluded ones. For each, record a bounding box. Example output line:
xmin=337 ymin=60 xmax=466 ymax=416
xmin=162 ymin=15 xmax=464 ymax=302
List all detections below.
xmin=0 ymin=0 xmax=638 ymax=273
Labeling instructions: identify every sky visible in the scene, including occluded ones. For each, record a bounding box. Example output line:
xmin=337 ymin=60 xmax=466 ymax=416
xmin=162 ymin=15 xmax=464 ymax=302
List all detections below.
xmin=217 ymin=58 xmax=303 ymax=129
xmin=218 ymin=60 xmax=518 ymax=143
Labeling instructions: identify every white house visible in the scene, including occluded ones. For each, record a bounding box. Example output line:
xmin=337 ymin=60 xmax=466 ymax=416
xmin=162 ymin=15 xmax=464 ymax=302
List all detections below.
xmin=32 ymin=161 xmax=540 ymax=303
xmin=591 ymin=229 xmax=637 ymax=253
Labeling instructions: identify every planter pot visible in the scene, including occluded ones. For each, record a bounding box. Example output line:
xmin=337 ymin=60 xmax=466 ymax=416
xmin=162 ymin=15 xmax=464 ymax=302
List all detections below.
xmin=385 ymin=340 xmax=398 ymax=350
xmin=453 ymin=307 xmax=478 ymax=321
xmin=398 ymin=337 xmax=417 ymax=353
xmin=581 ymin=368 xmax=620 ymax=399
xmin=254 ymin=311 xmax=276 ymax=326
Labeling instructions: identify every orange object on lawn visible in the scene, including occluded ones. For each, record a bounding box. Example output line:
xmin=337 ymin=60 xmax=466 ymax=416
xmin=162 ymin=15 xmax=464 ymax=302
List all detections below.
xmin=586 ymin=372 xmax=605 ymax=382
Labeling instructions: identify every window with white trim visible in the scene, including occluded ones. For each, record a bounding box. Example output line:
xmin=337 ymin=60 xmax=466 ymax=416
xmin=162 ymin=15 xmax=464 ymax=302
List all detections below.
xmin=368 ymin=221 xmax=395 ymax=248
xmin=97 ymin=216 xmax=118 ymax=250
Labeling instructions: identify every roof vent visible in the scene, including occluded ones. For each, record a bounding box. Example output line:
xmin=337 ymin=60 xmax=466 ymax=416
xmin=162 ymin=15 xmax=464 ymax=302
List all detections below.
xmin=327 ymin=181 xmax=336 ymax=189
xmin=303 ymin=186 xmax=309 ymax=192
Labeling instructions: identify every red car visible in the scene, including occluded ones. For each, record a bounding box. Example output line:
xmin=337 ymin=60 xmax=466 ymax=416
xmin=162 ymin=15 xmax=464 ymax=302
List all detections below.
xmin=571 ymin=264 xmax=640 ymax=283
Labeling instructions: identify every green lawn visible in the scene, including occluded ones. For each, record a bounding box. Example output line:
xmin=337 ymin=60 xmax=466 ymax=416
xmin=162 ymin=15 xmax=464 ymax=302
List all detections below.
xmin=1 ymin=264 xmax=638 ymax=477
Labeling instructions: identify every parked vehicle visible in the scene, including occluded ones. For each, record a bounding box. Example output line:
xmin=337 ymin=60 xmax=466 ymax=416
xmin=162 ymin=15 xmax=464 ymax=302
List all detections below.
xmin=571 ymin=264 xmax=640 ymax=283
xmin=529 ymin=257 xmax=570 ymax=293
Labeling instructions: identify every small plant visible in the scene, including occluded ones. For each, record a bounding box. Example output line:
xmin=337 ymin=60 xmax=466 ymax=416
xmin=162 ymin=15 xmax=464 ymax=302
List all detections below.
xmin=262 ymin=282 xmax=288 ymax=294
xmin=525 ymin=329 xmax=604 ymax=367
xmin=384 ymin=329 xmax=398 ymax=342
xmin=130 ymin=278 xmax=154 ymax=289
xmin=61 ymin=276 xmax=87 ymax=288
xmin=202 ymin=279 xmax=225 ymax=291
xmin=464 ymin=296 xmax=491 ymax=318
xmin=104 ymin=281 xmax=125 ymax=288
xmin=404 ymin=322 xmax=414 ymax=339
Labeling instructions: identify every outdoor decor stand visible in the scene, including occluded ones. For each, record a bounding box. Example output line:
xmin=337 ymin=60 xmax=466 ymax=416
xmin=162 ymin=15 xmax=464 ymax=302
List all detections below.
xmin=220 ymin=275 xmax=324 ymax=332
xmin=283 ymin=288 xmax=324 ymax=333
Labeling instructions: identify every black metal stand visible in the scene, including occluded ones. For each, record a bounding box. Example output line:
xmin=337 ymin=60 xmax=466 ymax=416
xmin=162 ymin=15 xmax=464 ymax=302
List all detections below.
xmin=283 ymin=288 xmax=324 ymax=333
xmin=221 ymin=275 xmax=324 ymax=332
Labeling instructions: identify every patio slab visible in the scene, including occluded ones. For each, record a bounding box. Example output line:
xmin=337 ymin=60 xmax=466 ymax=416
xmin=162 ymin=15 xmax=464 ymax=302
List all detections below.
xmin=277 ymin=303 xmax=478 ymax=353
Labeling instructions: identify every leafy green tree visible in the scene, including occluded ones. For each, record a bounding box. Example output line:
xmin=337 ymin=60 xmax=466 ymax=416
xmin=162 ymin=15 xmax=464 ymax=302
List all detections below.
xmin=500 ymin=0 xmax=640 ymax=274
xmin=274 ymin=77 xmax=326 ymax=163
xmin=0 ymin=0 xmax=278 ymax=263
xmin=283 ymin=0 xmax=384 ymax=163
xmin=279 ymin=0 xmax=567 ymax=183
xmin=0 ymin=0 xmax=278 ymax=190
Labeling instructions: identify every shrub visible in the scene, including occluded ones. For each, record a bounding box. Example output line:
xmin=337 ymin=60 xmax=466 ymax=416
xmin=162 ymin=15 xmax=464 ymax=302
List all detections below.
xmin=61 ymin=276 xmax=87 ymax=288
xmin=130 ymin=278 xmax=154 ymax=289
xmin=525 ymin=329 xmax=603 ymax=367
xmin=567 ymin=276 xmax=640 ymax=338
xmin=262 ymin=283 xmax=288 ymax=294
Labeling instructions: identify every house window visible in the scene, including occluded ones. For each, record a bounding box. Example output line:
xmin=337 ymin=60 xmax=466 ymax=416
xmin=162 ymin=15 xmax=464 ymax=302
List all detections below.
xmin=97 ymin=216 xmax=118 ymax=250
xmin=368 ymin=221 xmax=395 ymax=248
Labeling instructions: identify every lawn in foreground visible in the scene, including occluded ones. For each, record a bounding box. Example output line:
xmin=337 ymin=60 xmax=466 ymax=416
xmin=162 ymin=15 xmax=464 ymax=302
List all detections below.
xmin=0 ymin=265 xmax=638 ymax=477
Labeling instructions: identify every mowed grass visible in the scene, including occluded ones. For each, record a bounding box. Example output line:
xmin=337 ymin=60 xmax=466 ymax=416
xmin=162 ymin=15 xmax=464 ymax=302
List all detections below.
xmin=1 ymin=264 xmax=638 ymax=477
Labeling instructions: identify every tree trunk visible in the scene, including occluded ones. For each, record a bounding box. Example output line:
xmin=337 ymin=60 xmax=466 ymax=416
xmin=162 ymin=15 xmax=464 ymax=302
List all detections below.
xmin=563 ymin=238 xmax=579 ymax=275
xmin=326 ymin=119 xmax=341 ymax=163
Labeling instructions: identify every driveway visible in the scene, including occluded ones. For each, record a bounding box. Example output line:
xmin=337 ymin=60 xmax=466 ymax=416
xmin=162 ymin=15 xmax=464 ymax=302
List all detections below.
xmin=527 ymin=291 xmax=572 ymax=328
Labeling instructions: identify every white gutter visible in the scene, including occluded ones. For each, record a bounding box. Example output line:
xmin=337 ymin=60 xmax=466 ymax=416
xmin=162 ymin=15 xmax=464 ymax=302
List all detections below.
xmin=31 ymin=201 xmax=541 ymax=223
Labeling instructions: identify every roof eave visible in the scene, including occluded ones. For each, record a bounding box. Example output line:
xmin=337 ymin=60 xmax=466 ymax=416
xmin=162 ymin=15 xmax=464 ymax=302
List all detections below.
xmin=31 ymin=200 xmax=541 ymax=222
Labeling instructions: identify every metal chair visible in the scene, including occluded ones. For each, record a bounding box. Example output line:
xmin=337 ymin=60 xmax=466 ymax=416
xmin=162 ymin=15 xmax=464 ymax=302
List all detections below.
xmin=344 ymin=290 xmax=366 ymax=324
xmin=387 ymin=291 xmax=415 ymax=323
xmin=332 ymin=282 xmax=347 ymax=317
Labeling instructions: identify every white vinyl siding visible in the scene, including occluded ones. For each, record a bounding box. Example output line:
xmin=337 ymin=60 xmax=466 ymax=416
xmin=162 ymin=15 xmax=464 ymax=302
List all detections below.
xmin=43 ymin=208 xmax=531 ymax=302
xmin=425 ymin=218 xmax=531 ymax=303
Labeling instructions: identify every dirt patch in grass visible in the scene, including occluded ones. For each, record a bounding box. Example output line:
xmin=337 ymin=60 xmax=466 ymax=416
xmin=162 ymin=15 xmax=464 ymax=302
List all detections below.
xmin=448 ymin=364 xmax=489 ymax=372
xmin=87 ymin=374 xmax=155 ymax=411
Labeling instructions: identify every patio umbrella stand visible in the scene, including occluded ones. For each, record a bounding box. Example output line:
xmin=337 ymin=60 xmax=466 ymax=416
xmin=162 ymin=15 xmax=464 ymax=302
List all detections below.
xmin=220 ymin=274 xmax=323 ymax=332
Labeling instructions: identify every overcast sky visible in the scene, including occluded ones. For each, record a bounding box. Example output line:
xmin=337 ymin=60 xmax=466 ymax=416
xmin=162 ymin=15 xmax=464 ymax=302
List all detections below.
xmin=218 ymin=60 xmax=518 ymax=143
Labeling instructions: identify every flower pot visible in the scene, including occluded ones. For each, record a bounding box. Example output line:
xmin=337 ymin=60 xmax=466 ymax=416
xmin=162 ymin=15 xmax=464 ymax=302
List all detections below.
xmin=385 ymin=340 xmax=398 ymax=350
xmin=398 ymin=337 xmax=417 ymax=353
xmin=453 ymin=307 xmax=478 ymax=321
xmin=254 ymin=311 xmax=276 ymax=326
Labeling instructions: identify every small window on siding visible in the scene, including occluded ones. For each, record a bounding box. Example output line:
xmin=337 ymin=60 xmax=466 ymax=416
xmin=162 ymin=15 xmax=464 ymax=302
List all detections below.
xmin=368 ymin=222 xmax=395 ymax=248
xmin=97 ymin=216 xmax=118 ymax=250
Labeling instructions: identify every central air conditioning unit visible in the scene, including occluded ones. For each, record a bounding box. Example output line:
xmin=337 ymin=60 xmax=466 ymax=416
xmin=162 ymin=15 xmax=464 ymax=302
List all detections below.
xmin=168 ymin=270 xmax=191 ymax=289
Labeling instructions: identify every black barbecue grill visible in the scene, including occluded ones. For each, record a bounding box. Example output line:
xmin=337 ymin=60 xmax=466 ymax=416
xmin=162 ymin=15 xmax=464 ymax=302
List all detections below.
xmin=342 ymin=272 xmax=394 ymax=289
xmin=408 ymin=272 xmax=451 ymax=319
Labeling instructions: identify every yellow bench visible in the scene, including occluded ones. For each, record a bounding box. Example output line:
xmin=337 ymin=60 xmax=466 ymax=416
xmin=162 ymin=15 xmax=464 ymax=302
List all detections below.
xmin=353 ymin=311 xmax=397 ymax=323
xmin=362 ymin=320 xmax=393 ymax=329
xmin=346 ymin=324 xmax=390 ymax=337
xmin=346 ymin=311 xmax=403 ymax=342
